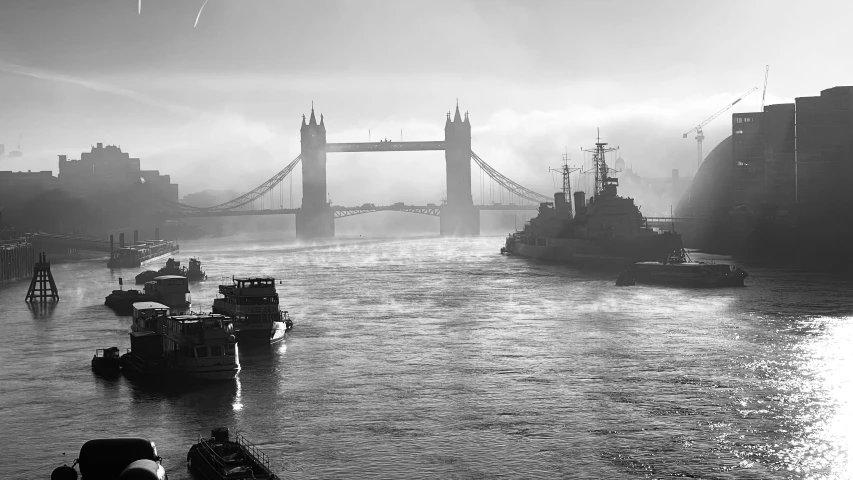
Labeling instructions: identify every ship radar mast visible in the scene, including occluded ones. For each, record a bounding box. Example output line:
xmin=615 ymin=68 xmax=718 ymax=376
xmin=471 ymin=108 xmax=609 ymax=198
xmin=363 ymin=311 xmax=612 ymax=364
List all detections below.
xmin=582 ymin=129 xmax=619 ymax=198
xmin=549 ymin=150 xmax=581 ymax=198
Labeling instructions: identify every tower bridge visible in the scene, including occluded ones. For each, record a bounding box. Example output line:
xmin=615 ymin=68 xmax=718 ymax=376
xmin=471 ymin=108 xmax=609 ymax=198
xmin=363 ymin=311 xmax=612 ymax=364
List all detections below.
xmin=163 ymin=104 xmax=551 ymax=238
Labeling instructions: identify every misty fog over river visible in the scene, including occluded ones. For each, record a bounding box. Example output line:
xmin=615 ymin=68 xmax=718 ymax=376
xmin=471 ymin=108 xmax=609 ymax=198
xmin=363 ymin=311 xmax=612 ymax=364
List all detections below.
xmin=2 ymin=236 xmax=852 ymax=479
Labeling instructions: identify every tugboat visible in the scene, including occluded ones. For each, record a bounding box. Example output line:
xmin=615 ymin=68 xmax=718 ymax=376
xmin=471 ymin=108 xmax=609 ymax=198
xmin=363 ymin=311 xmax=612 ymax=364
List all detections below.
xmin=105 ymin=278 xmax=153 ymax=315
xmin=135 ymin=257 xmax=208 ymax=284
xmin=143 ymin=275 xmax=192 ymax=315
xmin=50 ymin=438 xmax=167 ymax=479
xmin=187 ymin=427 xmax=280 ymax=480
xmin=620 ymin=249 xmax=749 ymax=287
xmin=213 ymin=276 xmax=292 ymax=344
xmin=503 ymin=131 xmax=681 ymax=266
xmin=163 ymin=313 xmax=240 ymax=380
xmin=187 ymin=257 xmax=207 ymax=282
xmin=120 ymin=302 xmax=170 ymax=378
xmin=91 ymin=347 xmax=121 ymax=376
xmin=135 ymin=257 xmax=185 ymax=284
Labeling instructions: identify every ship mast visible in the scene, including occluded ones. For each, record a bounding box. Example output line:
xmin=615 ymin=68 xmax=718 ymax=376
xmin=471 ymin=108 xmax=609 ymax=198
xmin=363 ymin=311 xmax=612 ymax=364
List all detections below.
xmin=582 ymin=129 xmax=618 ymax=198
xmin=550 ymin=151 xmax=580 ymax=199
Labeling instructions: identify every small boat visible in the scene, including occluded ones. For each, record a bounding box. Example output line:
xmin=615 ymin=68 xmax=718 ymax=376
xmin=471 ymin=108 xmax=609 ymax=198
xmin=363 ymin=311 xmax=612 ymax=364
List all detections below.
xmin=143 ymin=275 xmax=192 ymax=315
xmin=618 ymin=250 xmax=749 ymax=287
xmin=163 ymin=313 xmax=240 ymax=380
xmin=187 ymin=257 xmax=208 ymax=282
xmin=50 ymin=438 xmax=167 ymax=479
xmin=91 ymin=347 xmax=121 ymax=376
xmin=105 ymin=279 xmax=154 ymax=315
xmin=187 ymin=427 xmax=280 ymax=480
xmin=135 ymin=257 xmax=185 ymax=284
xmin=212 ymin=276 xmax=293 ymax=345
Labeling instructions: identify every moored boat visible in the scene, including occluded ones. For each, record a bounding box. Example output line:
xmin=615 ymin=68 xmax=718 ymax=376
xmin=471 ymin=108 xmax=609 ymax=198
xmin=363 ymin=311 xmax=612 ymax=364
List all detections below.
xmin=625 ymin=260 xmax=749 ymax=287
xmin=91 ymin=347 xmax=121 ymax=376
xmin=617 ymin=248 xmax=749 ymax=287
xmin=187 ymin=427 xmax=280 ymax=480
xmin=163 ymin=313 xmax=240 ymax=381
xmin=120 ymin=302 xmax=170 ymax=378
xmin=105 ymin=279 xmax=154 ymax=315
xmin=212 ymin=276 xmax=292 ymax=345
xmin=50 ymin=438 xmax=167 ymax=479
xmin=135 ymin=257 xmax=207 ymax=284
xmin=107 ymin=239 xmax=179 ymax=268
xmin=503 ymin=132 xmax=681 ymax=266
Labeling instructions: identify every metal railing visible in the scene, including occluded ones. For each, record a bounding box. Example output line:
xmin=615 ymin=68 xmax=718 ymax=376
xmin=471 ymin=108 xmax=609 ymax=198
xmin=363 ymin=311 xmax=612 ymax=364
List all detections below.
xmin=195 ymin=431 xmax=273 ymax=475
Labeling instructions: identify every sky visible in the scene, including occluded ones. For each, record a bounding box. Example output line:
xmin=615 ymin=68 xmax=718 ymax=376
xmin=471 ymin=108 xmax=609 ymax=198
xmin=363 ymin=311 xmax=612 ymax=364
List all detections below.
xmin=1 ymin=0 xmax=852 ymax=206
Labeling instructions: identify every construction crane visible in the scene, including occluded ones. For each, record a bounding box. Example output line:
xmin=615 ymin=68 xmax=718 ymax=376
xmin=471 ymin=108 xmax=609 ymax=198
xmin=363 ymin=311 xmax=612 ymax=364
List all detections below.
xmin=683 ymin=86 xmax=758 ymax=167
xmin=761 ymin=65 xmax=770 ymax=112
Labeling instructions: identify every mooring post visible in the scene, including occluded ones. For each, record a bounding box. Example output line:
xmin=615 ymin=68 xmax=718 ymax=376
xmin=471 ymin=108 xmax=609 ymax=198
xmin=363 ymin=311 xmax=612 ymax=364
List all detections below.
xmin=25 ymin=252 xmax=59 ymax=302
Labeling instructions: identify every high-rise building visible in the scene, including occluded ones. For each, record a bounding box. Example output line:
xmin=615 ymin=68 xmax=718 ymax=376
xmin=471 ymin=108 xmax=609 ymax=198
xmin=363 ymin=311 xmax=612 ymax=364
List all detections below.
xmin=730 ymin=86 xmax=853 ymax=210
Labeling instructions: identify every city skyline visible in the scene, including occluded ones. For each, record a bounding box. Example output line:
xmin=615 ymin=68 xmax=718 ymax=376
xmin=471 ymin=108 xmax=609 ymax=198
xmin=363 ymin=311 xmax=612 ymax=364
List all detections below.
xmin=2 ymin=0 xmax=852 ymax=203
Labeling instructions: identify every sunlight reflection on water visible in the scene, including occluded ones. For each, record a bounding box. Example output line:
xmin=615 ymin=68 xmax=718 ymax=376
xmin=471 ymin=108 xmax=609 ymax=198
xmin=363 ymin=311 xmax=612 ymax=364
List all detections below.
xmin=1 ymin=236 xmax=852 ymax=478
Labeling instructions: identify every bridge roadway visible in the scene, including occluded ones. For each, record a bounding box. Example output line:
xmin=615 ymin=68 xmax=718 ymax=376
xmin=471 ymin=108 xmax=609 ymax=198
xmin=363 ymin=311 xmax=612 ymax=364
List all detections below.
xmin=166 ymin=203 xmax=540 ymax=219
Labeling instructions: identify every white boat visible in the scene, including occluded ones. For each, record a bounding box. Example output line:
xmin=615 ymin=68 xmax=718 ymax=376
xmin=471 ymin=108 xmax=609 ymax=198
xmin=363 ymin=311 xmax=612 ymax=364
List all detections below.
xmin=212 ymin=277 xmax=292 ymax=344
xmin=163 ymin=313 xmax=240 ymax=381
xmin=143 ymin=275 xmax=192 ymax=314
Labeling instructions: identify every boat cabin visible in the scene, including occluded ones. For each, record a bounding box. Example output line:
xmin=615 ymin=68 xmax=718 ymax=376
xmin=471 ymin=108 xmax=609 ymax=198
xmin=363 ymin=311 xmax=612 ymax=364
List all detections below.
xmin=164 ymin=314 xmax=237 ymax=361
xmin=143 ymin=275 xmax=192 ymax=312
xmin=218 ymin=276 xmax=278 ymax=302
xmin=132 ymin=301 xmax=170 ymax=332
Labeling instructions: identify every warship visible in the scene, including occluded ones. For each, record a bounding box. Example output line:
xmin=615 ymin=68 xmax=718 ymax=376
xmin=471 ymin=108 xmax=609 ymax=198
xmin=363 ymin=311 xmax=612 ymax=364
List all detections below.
xmin=503 ymin=132 xmax=681 ymax=266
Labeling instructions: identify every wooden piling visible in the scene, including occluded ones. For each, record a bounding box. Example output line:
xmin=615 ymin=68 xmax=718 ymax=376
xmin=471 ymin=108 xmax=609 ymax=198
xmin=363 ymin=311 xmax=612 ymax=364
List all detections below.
xmin=25 ymin=252 xmax=59 ymax=301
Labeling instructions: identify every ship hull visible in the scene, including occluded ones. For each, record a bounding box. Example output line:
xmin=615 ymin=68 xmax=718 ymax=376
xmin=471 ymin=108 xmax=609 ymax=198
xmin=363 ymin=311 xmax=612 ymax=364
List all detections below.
xmin=507 ymin=233 xmax=681 ymax=267
xmin=233 ymin=322 xmax=288 ymax=344
xmin=631 ymin=263 xmax=748 ymax=287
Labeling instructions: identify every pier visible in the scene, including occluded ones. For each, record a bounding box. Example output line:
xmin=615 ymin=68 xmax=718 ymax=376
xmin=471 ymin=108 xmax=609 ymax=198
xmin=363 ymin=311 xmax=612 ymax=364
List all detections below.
xmin=0 ymin=239 xmax=34 ymax=283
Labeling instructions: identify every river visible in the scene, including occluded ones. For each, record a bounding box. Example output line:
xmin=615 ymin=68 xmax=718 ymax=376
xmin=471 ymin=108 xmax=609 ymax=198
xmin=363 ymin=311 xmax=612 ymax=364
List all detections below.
xmin=1 ymin=236 xmax=852 ymax=479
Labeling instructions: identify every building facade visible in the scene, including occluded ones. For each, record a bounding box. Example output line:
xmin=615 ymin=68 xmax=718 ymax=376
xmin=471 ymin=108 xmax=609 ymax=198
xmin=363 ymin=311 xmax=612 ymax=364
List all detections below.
xmin=58 ymin=143 xmax=178 ymax=201
xmin=730 ymin=86 xmax=853 ymax=210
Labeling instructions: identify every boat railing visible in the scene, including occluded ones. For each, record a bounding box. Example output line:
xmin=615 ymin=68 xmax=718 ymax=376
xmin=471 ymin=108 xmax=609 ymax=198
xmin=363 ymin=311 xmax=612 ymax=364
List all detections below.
xmin=196 ymin=432 xmax=272 ymax=473
xmin=235 ymin=431 xmax=272 ymax=473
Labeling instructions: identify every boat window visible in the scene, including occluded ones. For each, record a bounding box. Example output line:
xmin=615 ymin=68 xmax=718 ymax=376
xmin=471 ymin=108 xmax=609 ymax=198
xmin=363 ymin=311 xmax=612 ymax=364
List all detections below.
xmin=210 ymin=345 xmax=222 ymax=356
xmin=196 ymin=347 xmax=209 ymax=358
xmin=226 ymin=345 xmax=235 ymax=356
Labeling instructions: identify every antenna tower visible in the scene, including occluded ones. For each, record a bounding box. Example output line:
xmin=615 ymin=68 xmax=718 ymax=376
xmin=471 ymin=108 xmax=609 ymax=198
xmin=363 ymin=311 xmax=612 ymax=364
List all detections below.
xmin=582 ymin=129 xmax=618 ymax=197
xmin=550 ymin=150 xmax=581 ymax=198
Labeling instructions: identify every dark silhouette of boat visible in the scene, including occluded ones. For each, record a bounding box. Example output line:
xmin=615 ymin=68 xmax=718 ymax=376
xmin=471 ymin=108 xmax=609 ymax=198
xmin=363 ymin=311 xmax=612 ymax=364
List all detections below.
xmin=618 ymin=249 xmax=749 ymax=287
xmin=91 ymin=347 xmax=121 ymax=376
xmin=135 ymin=257 xmax=207 ymax=284
xmin=504 ymin=132 xmax=681 ymax=266
xmin=187 ymin=428 xmax=280 ymax=480
xmin=104 ymin=279 xmax=153 ymax=315
xmin=50 ymin=438 xmax=166 ymax=479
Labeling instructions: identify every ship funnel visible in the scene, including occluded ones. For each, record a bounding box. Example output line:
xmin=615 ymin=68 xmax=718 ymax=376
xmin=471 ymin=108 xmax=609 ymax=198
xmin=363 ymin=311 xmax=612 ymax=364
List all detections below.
xmin=554 ymin=192 xmax=571 ymax=218
xmin=119 ymin=233 xmax=125 ymax=248
xmin=573 ymin=191 xmax=586 ymax=216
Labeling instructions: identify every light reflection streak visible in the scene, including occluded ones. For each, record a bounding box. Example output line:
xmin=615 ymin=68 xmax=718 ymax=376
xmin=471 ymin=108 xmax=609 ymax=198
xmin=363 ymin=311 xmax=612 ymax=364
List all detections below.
xmin=233 ymin=375 xmax=243 ymax=412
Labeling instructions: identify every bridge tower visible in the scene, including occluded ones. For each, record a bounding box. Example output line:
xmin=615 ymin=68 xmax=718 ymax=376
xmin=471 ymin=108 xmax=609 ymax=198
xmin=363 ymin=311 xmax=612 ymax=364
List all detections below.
xmin=296 ymin=107 xmax=335 ymax=239
xmin=441 ymin=105 xmax=480 ymax=236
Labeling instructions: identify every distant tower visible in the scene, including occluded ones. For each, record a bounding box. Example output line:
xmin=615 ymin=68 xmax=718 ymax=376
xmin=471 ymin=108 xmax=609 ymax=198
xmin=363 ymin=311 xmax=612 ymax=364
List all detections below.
xmin=296 ymin=106 xmax=335 ymax=238
xmin=615 ymin=157 xmax=625 ymax=172
xmin=441 ymin=104 xmax=479 ymax=236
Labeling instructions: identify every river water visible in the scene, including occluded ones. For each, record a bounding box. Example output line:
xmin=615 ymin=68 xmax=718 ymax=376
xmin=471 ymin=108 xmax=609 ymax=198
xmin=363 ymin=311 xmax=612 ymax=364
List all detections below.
xmin=2 ymin=236 xmax=852 ymax=479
